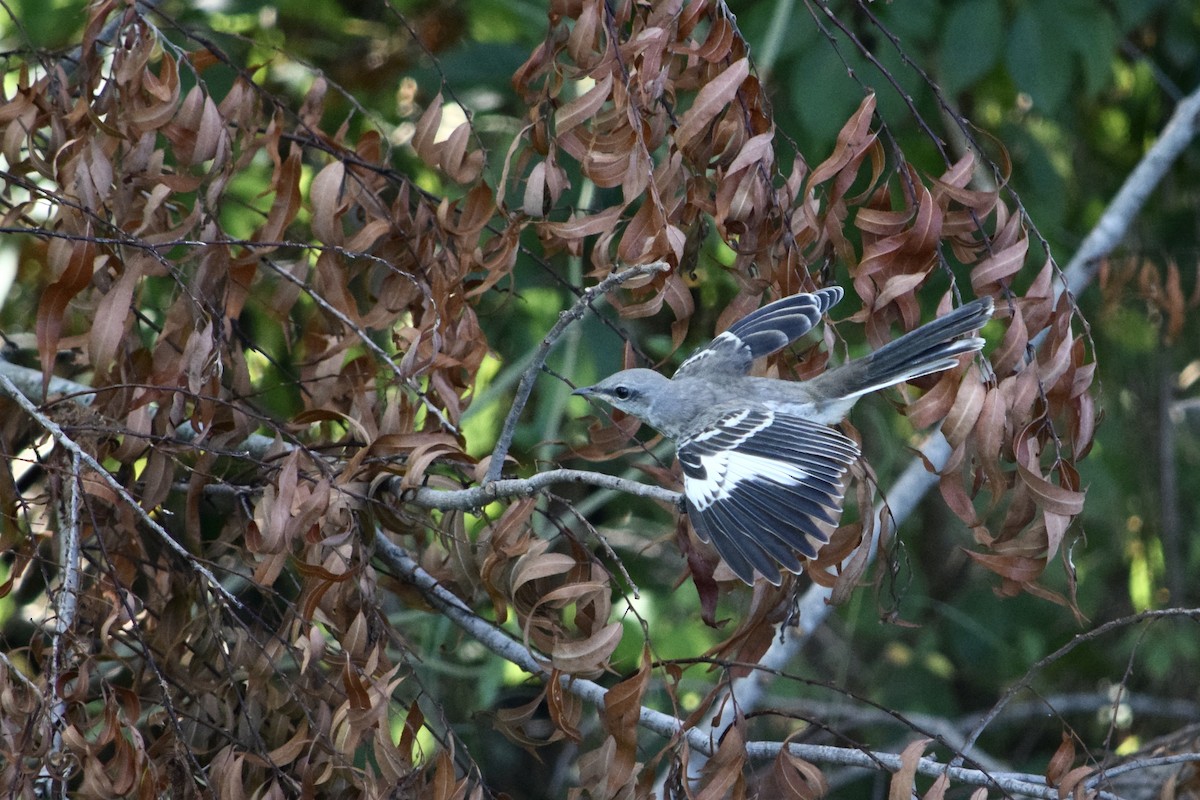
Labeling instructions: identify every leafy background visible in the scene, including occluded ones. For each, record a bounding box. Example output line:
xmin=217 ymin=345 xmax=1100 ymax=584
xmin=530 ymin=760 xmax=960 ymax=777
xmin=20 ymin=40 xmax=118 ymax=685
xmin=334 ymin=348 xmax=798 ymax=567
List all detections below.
xmin=0 ymin=0 xmax=1197 ymax=797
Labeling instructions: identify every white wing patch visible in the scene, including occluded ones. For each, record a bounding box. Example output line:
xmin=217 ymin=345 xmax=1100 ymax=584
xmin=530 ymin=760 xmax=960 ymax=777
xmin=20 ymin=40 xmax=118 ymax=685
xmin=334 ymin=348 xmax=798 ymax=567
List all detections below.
xmin=686 ymin=449 xmax=810 ymax=511
xmin=676 ymin=406 xmax=860 ymax=584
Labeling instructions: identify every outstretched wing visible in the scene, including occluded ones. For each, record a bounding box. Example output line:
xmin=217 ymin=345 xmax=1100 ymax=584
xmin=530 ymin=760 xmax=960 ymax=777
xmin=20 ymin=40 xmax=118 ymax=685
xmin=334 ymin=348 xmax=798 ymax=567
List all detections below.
xmin=674 ymin=287 xmax=843 ymax=380
xmin=677 ymin=406 xmax=860 ymax=585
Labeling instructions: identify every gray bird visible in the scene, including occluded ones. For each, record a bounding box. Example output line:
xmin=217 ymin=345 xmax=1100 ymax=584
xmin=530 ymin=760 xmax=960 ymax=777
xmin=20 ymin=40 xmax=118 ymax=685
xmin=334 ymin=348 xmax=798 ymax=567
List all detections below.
xmin=574 ymin=286 xmax=994 ymax=585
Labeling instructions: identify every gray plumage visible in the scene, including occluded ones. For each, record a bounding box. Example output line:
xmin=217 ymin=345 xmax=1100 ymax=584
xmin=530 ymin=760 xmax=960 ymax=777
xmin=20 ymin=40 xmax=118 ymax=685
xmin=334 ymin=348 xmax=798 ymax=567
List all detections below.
xmin=574 ymin=288 xmax=994 ymax=585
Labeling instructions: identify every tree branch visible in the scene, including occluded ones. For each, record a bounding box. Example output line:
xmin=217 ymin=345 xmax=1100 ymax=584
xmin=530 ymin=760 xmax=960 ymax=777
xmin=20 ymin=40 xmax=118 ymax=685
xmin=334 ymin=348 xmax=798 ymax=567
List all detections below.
xmin=0 ymin=358 xmax=98 ymax=405
xmin=0 ymin=373 xmax=245 ymax=613
xmin=484 ymin=261 xmax=670 ymax=484
xmin=372 ymin=532 xmax=1118 ymax=798
xmin=1063 ymin=81 xmax=1200 ymax=297
xmin=403 ymin=468 xmax=680 ymax=511
xmin=43 ymin=451 xmax=83 ymax=795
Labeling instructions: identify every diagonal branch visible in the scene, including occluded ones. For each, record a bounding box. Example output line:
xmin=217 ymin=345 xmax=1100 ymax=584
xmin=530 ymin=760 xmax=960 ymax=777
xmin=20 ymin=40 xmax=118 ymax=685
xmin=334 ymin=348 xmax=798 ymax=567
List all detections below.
xmin=372 ymin=533 xmax=1129 ymax=798
xmin=484 ymin=261 xmax=670 ymax=484
xmin=1063 ymin=81 xmax=1200 ymax=297
xmin=0 ymin=373 xmax=245 ymax=613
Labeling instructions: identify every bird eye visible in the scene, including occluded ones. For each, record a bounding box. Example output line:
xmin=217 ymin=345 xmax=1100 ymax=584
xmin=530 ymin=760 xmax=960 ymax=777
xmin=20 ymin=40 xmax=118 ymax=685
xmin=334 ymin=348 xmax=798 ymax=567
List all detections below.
xmin=613 ymin=386 xmax=632 ymax=401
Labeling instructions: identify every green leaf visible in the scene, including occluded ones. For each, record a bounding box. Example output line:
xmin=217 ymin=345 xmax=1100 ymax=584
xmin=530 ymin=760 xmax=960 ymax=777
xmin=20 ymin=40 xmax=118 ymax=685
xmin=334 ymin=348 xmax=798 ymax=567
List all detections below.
xmin=789 ymin=46 xmax=863 ymax=146
xmin=1070 ymin=12 xmax=1119 ymax=96
xmin=1111 ymin=0 xmax=1173 ymax=31
xmin=939 ymin=0 xmax=1004 ymax=95
xmin=877 ymin=0 xmax=942 ymax=46
xmin=1006 ymin=7 xmax=1074 ymax=114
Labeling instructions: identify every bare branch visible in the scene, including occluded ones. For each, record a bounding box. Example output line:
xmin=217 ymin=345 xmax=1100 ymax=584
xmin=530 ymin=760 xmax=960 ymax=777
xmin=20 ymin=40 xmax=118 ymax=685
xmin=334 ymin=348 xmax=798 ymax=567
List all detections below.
xmin=403 ymin=468 xmax=680 ymax=511
xmin=0 ymin=373 xmax=246 ymax=614
xmin=484 ymin=261 xmax=671 ymax=484
xmin=0 ymin=358 xmax=97 ymax=405
xmin=373 ymin=532 xmax=1115 ymax=798
xmin=44 ymin=451 xmax=83 ymax=796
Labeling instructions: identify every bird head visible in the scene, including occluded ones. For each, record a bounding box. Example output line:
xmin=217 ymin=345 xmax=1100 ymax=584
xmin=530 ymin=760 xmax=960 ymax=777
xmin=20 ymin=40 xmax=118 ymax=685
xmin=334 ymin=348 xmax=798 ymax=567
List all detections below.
xmin=572 ymin=368 xmax=668 ymax=421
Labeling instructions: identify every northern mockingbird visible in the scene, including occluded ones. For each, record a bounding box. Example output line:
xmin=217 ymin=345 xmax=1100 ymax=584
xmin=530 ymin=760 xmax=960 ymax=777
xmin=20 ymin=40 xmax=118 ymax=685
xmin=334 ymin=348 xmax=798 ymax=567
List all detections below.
xmin=574 ymin=286 xmax=994 ymax=585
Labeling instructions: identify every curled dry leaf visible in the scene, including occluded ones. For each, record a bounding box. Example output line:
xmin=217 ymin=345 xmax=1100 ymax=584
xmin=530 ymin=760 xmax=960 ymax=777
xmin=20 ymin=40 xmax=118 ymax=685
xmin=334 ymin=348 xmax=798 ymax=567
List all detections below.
xmin=1045 ymin=731 xmax=1076 ymax=786
xmin=696 ymin=720 xmax=747 ymax=800
xmin=888 ymin=739 xmax=932 ymax=800
xmin=772 ymin=748 xmax=828 ymax=800
xmin=550 ymin=620 xmax=623 ymax=675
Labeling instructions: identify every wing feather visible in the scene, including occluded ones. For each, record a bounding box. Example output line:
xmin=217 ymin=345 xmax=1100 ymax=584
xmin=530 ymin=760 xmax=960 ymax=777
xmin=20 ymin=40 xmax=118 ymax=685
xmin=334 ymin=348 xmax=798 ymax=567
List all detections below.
xmin=675 ymin=288 xmax=843 ymax=379
xmin=679 ymin=406 xmax=859 ymax=584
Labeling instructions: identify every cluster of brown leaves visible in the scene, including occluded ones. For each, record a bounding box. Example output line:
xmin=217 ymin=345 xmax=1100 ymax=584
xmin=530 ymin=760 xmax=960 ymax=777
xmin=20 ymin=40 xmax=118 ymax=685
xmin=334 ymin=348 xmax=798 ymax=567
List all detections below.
xmin=0 ymin=1 xmax=501 ymax=794
xmin=1099 ymin=257 xmax=1200 ymax=345
xmin=506 ymin=0 xmax=1094 ymax=624
xmin=0 ymin=0 xmax=1095 ymax=796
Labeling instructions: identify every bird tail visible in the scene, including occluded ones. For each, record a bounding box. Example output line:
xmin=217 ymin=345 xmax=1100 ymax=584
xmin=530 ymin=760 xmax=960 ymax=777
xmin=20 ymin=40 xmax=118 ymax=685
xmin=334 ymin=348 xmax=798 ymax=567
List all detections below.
xmin=852 ymin=296 xmax=994 ymax=398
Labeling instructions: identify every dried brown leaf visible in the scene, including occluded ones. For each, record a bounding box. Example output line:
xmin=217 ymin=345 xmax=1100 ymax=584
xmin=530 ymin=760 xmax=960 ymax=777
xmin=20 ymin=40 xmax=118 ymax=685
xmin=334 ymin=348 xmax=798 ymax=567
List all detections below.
xmin=547 ymin=668 xmax=584 ymax=740
xmin=943 ymin=365 xmax=986 ymax=447
xmin=972 ymin=237 xmax=1029 ymax=294
xmin=556 ymin=72 xmax=613 ymax=135
xmin=965 ymin=550 xmax=1045 ymax=583
xmin=808 ymin=93 xmax=877 ymax=188
xmin=772 ymin=747 xmax=828 ymax=799
xmin=36 ymin=228 xmax=95 ymax=396
xmin=992 ymin=302 xmax=1030 ymax=377
xmin=1057 ymin=765 xmax=1096 ymax=798
xmin=550 ymin=621 xmax=623 ymax=674
xmin=906 ymin=367 xmax=961 ymax=430
xmin=90 ymin=260 xmax=139 ymax=374
xmin=1016 ymin=463 xmax=1085 ymax=517
xmin=675 ymin=57 xmax=749 ymax=151
xmin=889 ymin=739 xmax=931 ymax=800
xmin=257 ymin=149 xmax=302 ymax=244
xmin=1045 ymin=731 xmax=1075 ymax=785
xmin=696 ymin=720 xmax=746 ymax=800
xmin=310 ymin=160 xmax=347 ymax=244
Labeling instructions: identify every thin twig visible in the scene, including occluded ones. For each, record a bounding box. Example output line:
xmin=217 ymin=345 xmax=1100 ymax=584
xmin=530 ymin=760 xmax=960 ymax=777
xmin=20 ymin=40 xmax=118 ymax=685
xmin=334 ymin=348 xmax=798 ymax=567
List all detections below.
xmin=403 ymin=468 xmax=680 ymax=511
xmin=484 ymin=261 xmax=671 ymax=484
xmin=372 ymin=533 xmax=1099 ymax=798
xmin=957 ymin=608 xmax=1200 ymax=766
xmin=0 ymin=373 xmax=245 ymax=613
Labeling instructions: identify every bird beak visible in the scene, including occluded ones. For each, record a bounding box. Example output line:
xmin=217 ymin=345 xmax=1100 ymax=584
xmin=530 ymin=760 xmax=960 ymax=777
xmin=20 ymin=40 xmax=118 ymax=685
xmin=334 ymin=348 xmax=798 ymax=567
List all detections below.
xmin=572 ymin=385 xmax=595 ymax=397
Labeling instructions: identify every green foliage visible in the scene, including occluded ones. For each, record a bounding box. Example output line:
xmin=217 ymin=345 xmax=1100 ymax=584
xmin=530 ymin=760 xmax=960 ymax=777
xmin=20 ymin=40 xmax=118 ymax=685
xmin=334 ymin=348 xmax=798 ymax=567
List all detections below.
xmin=940 ymin=0 xmax=1003 ymax=95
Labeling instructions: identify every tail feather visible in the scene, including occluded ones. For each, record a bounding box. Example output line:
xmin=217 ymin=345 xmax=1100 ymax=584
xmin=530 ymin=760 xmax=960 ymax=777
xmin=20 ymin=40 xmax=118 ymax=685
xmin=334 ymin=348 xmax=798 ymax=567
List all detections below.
xmin=862 ymin=297 xmax=993 ymax=391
